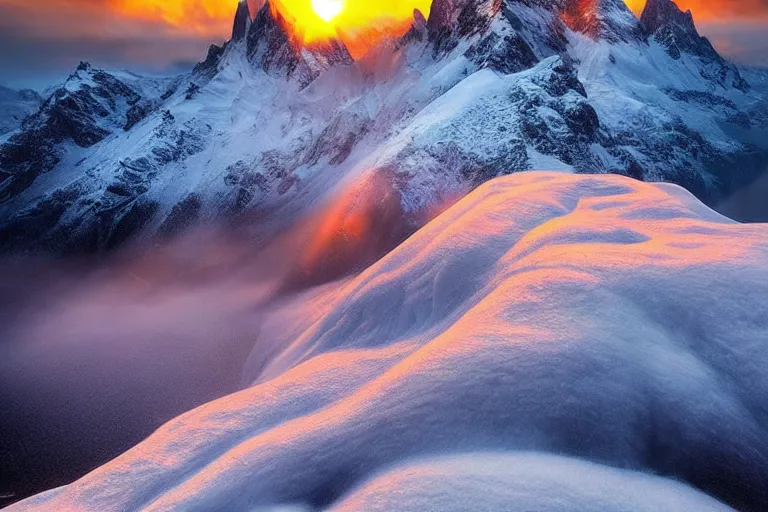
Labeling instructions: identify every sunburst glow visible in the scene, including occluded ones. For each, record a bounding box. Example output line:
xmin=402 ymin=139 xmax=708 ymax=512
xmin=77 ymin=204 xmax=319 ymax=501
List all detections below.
xmin=271 ymin=0 xmax=432 ymax=58
xmin=312 ymin=0 xmax=344 ymax=22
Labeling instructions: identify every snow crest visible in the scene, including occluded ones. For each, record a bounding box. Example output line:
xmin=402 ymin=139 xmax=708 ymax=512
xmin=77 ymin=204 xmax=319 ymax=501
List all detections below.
xmin=12 ymin=171 xmax=768 ymax=511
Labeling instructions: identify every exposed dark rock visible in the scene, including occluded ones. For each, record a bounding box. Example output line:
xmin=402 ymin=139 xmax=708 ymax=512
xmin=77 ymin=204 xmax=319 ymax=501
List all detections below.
xmin=641 ymin=0 xmax=718 ymax=60
xmin=193 ymin=44 xmax=226 ymax=77
xmin=562 ymin=0 xmax=645 ymax=43
xmin=426 ymin=0 xmax=458 ymax=57
xmin=663 ymin=89 xmax=738 ymax=110
xmin=456 ymin=0 xmax=496 ymax=38
xmin=185 ymin=83 xmax=201 ymax=100
xmin=532 ymin=59 xmax=588 ymax=98
xmin=561 ymin=101 xmax=600 ymax=137
xmin=247 ymin=1 xmax=353 ymax=89
xmin=641 ymin=0 xmax=696 ymax=38
xmin=105 ymin=199 xmax=160 ymax=250
xmin=150 ymin=117 xmax=208 ymax=166
xmin=467 ymin=32 xmax=539 ymax=74
xmin=158 ymin=194 xmax=203 ymax=238
xmin=232 ymin=0 xmax=251 ymax=41
xmin=223 ymin=160 xmax=269 ymax=213
xmin=0 ymin=187 xmax=78 ymax=252
xmin=0 ymin=65 xmax=141 ymax=202
xmin=160 ymin=84 xmax=179 ymax=101
xmin=427 ymin=0 xmax=454 ymax=38
xmin=414 ymin=8 xmax=428 ymax=31
xmin=640 ymin=0 xmax=749 ymax=91
xmin=509 ymin=59 xmax=601 ymax=170
xmin=125 ymin=100 xmax=157 ymax=131
xmin=399 ymin=9 xmax=429 ymax=46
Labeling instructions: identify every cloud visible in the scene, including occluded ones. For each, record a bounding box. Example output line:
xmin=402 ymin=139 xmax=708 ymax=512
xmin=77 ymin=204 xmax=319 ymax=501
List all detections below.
xmin=0 ymin=0 xmax=233 ymax=87
xmin=0 ymin=0 xmax=766 ymax=88
xmin=625 ymin=0 xmax=768 ymax=19
xmin=698 ymin=20 xmax=768 ymax=66
xmin=0 ymin=0 xmax=235 ymax=37
xmin=622 ymin=0 xmax=768 ymax=66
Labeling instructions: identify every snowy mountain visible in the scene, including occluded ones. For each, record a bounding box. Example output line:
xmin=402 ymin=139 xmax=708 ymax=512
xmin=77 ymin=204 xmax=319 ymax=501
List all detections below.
xmin=0 ymin=0 xmax=766 ymax=254
xmin=0 ymin=86 xmax=41 ymax=136
xmin=9 ymin=171 xmax=768 ymax=511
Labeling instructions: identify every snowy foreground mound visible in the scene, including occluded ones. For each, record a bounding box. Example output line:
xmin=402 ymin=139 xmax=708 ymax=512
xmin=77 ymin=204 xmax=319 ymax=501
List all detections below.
xmin=14 ymin=172 xmax=768 ymax=511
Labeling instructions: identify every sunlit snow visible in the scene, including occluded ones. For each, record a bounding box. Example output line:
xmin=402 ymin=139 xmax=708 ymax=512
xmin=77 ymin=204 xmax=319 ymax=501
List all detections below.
xmin=11 ymin=171 xmax=768 ymax=511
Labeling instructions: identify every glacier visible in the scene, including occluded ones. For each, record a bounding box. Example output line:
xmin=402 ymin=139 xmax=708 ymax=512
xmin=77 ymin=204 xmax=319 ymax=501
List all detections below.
xmin=9 ymin=171 xmax=768 ymax=511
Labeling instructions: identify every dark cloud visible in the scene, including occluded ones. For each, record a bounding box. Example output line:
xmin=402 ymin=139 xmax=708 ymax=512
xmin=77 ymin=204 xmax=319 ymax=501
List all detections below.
xmin=717 ymin=172 xmax=768 ymax=222
xmin=0 ymin=31 xmax=218 ymax=88
xmin=0 ymin=1 xmax=229 ymax=88
xmin=699 ymin=21 xmax=768 ymax=67
xmin=0 ymin=0 xmax=766 ymax=88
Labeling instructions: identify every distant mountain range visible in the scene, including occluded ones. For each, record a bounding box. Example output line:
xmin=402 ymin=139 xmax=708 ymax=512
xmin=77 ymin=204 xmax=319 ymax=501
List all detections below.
xmin=0 ymin=86 xmax=41 ymax=136
xmin=0 ymin=0 xmax=766 ymax=254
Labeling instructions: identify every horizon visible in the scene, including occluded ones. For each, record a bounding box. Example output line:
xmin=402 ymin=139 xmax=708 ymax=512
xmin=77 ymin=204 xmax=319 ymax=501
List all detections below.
xmin=1 ymin=0 xmax=767 ymax=90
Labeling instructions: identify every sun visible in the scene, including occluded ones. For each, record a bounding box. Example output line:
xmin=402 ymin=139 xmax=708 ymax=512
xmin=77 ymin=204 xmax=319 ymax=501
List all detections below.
xmin=311 ymin=0 xmax=344 ymax=22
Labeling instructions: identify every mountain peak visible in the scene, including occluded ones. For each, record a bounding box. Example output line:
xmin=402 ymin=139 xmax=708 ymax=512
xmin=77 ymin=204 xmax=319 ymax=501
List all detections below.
xmin=563 ymin=0 xmax=644 ymax=43
xmin=639 ymin=0 xmax=749 ymax=90
xmin=640 ymin=0 xmax=695 ymax=33
xmin=398 ymin=9 xmax=429 ymax=47
xmin=413 ymin=8 xmax=428 ymax=31
xmin=640 ymin=0 xmax=718 ymax=60
xmin=232 ymin=0 xmax=251 ymax=41
xmin=246 ymin=0 xmax=353 ymax=88
xmin=427 ymin=0 xmax=454 ymax=39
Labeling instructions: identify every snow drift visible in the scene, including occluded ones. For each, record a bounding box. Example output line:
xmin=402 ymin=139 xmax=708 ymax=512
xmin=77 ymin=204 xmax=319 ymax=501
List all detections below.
xmin=11 ymin=171 xmax=768 ymax=511
xmin=0 ymin=169 xmax=417 ymax=504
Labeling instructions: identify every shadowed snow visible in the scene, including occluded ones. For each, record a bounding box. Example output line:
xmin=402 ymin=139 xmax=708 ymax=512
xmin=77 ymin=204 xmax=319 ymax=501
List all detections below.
xmin=10 ymin=171 xmax=768 ymax=511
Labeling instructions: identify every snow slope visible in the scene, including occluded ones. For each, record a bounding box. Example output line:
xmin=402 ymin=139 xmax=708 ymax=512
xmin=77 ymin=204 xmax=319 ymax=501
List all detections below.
xmin=1 ymin=0 xmax=766 ymax=254
xmin=11 ymin=171 xmax=768 ymax=511
xmin=0 ymin=86 xmax=41 ymax=136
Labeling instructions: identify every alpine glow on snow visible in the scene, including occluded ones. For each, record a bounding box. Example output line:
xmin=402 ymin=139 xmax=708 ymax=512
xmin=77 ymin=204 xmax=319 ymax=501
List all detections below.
xmin=0 ymin=0 xmax=766 ymax=510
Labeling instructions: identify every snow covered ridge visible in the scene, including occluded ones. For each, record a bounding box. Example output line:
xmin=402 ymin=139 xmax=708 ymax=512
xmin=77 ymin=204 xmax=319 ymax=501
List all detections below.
xmin=11 ymin=172 xmax=768 ymax=511
xmin=0 ymin=0 xmax=767 ymax=254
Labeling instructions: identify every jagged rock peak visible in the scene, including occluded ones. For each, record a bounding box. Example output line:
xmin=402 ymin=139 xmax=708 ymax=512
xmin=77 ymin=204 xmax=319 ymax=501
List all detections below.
xmin=562 ymin=0 xmax=644 ymax=43
xmin=193 ymin=43 xmax=226 ymax=77
xmin=414 ymin=8 xmax=428 ymax=31
xmin=395 ymin=9 xmax=427 ymax=49
xmin=246 ymin=0 xmax=353 ymax=88
xmin=640 ymin=0 xmax=695 ymax=33
xmin=427 ymin=0 xmax=455 ymax=38
xmin=638 ymin=0 xmax=748 ymax=89
xmin=640 ymin=0 xmax=722 ymax=61
xmin=399 ymin=8 xmax=429 ymax=46
xmin=232 ymin=0 xmax=251 ymax=41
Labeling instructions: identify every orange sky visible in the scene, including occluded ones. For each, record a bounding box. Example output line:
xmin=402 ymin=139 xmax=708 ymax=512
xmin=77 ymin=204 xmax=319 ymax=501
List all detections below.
xmin=1 ymin=0 xmax=765 ymax=41
xmin=99 ymin=0 xmax=768 ymax=59
xmin=270 ymin=0 xmax=432 ymax=55
xmin=625 ymin=0 xmax=768 ymax=19
xmin=116 ymin=0 xmax=234 ymax=36
xmin=111 ymin=0 xmax=768 ymax=36
xmin=1 ymin=0 xmax=766 ymax=87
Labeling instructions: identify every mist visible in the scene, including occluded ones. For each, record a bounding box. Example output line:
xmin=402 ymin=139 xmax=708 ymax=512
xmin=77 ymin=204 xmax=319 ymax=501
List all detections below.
xmin=0 ymin=170 xmax=434 ymax=507
xmin=1 ymin=162 xmax=764 ymax=507
xmin=716 ymin=170 xmax=768 ymax=222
